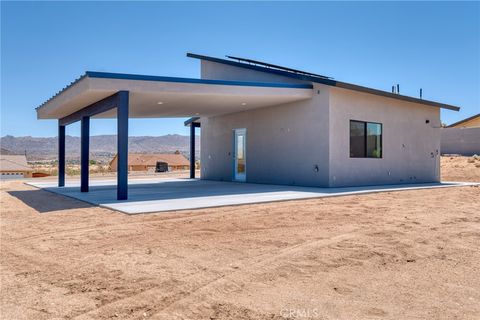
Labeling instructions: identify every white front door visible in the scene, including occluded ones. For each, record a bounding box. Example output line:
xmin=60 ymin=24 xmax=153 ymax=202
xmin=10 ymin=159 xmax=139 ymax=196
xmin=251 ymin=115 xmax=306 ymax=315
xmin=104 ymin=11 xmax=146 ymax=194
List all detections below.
xmin=233 ymin=128 xmax=246 ymax=182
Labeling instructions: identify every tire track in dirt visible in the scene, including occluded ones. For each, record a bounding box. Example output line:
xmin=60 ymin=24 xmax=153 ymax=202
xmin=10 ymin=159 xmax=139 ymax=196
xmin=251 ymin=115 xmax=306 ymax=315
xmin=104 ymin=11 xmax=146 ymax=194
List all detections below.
xmin=70 ymin=228 xmax=359 ymax=319
xmin=9 ymin=204 xmax=314 ymax=243
xmin=150 ymin=229 xmax=360 ymax=318
xmin=2 ymin=223 xmax=328 ymax=319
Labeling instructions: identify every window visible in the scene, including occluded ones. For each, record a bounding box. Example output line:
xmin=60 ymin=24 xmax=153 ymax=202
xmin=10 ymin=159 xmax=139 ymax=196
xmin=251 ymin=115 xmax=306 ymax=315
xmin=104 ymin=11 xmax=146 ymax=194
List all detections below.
xmin=350 ymin=120 xmax=382 ymax=158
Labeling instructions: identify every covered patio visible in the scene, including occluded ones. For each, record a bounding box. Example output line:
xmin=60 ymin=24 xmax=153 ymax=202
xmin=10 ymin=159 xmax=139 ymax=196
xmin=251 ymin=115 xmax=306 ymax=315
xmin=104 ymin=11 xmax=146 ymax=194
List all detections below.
xmin=36 ymin=71 xmax=313 ymax=200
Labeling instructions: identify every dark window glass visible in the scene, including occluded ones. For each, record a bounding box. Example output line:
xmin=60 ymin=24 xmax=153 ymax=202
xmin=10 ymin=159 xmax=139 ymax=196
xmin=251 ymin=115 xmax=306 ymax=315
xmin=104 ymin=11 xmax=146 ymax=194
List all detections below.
xmin=350 ymin=121 xmax=366 ymax=157
xmin=350 ymin=120 xmax=382 ymax=158
xmin=366 ymin=123 xmax=382 ymax=158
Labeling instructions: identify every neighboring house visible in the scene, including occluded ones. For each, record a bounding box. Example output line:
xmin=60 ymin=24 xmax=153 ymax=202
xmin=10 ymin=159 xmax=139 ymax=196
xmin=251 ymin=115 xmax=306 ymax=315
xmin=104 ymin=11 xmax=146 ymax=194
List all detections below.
xmin=36 ymin=53 xmax=461 ymax=200
xmin=441 ymin=113 xmax=480 ymax=156
xmin=0 ymin=154 xmax=33 ymax=179
xmin=446 ymin=113 xmax=480 ymax=128
xmin=109 ymin=152 xmax=190 ymax=172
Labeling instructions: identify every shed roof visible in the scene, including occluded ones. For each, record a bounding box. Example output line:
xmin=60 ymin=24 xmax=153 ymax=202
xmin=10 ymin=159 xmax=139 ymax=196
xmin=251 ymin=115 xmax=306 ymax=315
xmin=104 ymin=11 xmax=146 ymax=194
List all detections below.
xmin=187 ymin=53 xmax=460 ymax=111
xmin=0 ymin=155 xmax=33 ymax=172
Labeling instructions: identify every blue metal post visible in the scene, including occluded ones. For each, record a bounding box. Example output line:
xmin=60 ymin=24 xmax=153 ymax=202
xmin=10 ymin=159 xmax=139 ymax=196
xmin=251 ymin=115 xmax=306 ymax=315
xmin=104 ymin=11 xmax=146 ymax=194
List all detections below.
xmin=117 ymin=91 xmax=129 ymax=200
xmin=190 ymin=124 xmax=195 ymax=179
xmin=80 ymin=116 xmax=90 ymax=192
xmin=58 ymin=123 xmax=65 ymax=187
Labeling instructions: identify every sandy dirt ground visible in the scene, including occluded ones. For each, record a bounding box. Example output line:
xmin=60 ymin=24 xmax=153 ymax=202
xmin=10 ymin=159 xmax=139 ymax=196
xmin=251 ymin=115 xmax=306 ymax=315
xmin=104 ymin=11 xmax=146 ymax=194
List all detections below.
xmin=441 ymin=156 xmax=480 ymax=182
xmin=1 ymin=157 xmax=479 ymax=320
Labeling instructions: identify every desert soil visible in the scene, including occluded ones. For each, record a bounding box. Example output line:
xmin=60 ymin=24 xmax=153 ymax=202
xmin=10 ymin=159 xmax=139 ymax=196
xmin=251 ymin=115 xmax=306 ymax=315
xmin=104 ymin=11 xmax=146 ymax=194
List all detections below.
xmin=1 ymin=156 xmax=479 ymax=320
xmin=441 ymin=155 xmax=480 ymax=182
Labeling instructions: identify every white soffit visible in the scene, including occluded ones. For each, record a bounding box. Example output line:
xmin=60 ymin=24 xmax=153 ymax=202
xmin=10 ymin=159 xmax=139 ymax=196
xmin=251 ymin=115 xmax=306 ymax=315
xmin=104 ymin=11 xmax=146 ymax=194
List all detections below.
xmin=36 ymin=75 xmax=314 ymax=119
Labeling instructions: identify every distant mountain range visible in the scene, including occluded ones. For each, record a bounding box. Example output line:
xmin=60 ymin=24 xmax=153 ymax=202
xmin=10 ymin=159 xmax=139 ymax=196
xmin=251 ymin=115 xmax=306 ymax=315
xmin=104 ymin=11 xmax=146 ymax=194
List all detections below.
xmin=0 ymin=134 xmax=200 ymax=162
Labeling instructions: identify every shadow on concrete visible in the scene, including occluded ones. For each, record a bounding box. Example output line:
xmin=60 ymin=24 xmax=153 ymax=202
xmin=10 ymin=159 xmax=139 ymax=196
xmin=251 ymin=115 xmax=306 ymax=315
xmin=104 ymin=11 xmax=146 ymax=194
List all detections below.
xmin=8 ymin=189 xmax=93 ymax=213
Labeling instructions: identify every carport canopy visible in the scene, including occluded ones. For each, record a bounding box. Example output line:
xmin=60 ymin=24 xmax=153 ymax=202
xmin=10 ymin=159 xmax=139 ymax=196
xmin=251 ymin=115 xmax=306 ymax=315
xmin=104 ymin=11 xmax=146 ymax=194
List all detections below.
xmin=37 ymin=71 xmax=313 ymax=120
xmin=36 ymin=71 xmax=314 ymax=200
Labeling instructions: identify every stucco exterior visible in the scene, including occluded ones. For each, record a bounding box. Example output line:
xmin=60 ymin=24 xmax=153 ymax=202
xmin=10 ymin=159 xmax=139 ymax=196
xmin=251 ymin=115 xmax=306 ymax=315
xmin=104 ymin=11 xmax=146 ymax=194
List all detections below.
xmin=199 ymin=60 xmax=444 ymax=187
xmin=201 ymin=83 xmax=330 ymax=186
xmin=328 ymin=87 xmax=441 ymax=186
xmin=441 ymin=127 xmax=480 ymax=155
xmin=201 ymin=60 xmax=309 ymax=85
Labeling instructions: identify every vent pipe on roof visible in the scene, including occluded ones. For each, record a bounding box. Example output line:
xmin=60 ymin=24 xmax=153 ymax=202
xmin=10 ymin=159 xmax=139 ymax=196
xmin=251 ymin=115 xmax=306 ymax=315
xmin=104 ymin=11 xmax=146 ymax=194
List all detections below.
xmin=392 ymin=86 xmax=395 ymax=93
xmin=397 ymin=84 xmax=400 ymax=94
xmin=420 ymin=88 xmax=423 ymax=99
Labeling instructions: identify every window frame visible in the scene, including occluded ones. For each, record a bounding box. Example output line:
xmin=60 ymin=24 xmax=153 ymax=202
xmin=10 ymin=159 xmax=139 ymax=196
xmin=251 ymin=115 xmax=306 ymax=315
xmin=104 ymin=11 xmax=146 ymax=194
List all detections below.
xmin=349 ymin=119 xmax=383 ymax=159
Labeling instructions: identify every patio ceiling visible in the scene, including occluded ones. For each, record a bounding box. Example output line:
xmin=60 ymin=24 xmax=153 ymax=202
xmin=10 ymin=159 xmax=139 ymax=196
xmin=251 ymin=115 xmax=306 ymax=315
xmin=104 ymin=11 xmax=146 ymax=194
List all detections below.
xmin=36 ymin=72 xmax=314 ymax=119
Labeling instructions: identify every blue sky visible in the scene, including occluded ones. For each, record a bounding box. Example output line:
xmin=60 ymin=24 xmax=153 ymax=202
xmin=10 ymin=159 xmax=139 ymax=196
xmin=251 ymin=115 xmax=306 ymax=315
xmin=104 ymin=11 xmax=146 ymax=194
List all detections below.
xmin=1 ymin=1 xmax=479 ymax=137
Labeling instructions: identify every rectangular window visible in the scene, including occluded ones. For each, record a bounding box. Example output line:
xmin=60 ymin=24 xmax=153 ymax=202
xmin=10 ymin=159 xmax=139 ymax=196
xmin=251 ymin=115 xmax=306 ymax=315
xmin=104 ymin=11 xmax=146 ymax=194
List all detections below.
xmin=350 ymin=121 xmax=366 ymax=157
xmin=350 ymin=120 xmax=382 ymax=158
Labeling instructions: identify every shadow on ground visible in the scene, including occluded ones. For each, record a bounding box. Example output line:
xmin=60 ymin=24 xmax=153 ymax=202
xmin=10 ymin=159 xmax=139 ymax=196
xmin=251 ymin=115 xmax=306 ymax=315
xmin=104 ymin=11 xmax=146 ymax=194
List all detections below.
xmin=8 ymin=189 xmax=93 ymax=213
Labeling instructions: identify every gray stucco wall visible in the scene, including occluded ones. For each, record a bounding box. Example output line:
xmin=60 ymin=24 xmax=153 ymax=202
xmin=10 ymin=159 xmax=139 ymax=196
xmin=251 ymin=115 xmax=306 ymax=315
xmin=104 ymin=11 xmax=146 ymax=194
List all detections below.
xmin=441 ymin=127 xmax=480 ymax=156
xmin=201 ymin=83 xmax=331 ymax=187
xmin=328 ymin=87 xmax=441 ymax=186
xmin=199 ymin=59 xmax=443 ymax=187
xmin=201 ymin=60 xmax=309 ymax=85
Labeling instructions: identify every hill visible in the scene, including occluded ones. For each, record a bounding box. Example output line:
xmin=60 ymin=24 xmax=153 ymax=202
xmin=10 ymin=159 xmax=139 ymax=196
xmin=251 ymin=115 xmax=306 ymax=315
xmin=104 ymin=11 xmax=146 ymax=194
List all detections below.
xmin=0 ymin=135 xmax=200 ymax=162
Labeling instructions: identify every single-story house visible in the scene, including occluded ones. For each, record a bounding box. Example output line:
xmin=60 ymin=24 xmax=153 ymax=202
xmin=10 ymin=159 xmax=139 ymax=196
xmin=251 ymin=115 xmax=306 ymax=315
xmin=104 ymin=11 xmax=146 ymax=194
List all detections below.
xmin=441 ymin=113 xmax=480 ymax=155
xmin=0 ymin=154 xmax=33 ymax=179
xmin=35 ymin=53 xmax=460 ymax=200
xmin=446 ymin=113 xmax=480 ymax=128
xmin=109 ymin=152 xmax=190 ymax=172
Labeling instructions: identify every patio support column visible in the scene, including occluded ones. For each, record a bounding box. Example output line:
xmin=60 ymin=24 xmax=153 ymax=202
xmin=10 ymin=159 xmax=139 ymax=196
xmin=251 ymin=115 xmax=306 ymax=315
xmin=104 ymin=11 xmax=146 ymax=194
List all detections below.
xmin=190 ymin=124 xmax=195 ymax=179
xmin=58 ymin=122 xmax=65 ymax=187
xmin=117 ymin=91 xmax=129 ymax=200
xmin=80 ymin=116 xmax=90 ymax=192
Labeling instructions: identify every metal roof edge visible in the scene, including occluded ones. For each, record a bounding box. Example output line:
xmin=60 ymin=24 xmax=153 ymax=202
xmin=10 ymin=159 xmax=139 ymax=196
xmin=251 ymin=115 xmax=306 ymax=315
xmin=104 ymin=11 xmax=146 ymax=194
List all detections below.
xmin=187 ymin=52 xmax=460 ymax=111
xmin=334 ymin=81 xmax=460 ymax=111
xmin=35 ymin=73 xmax=89 ymax=111
xmin=85 ymin=71 xmax=313 ymax=89
xmin=187 ymin=52 xmax=337 ymax=86
xmin=184 ymin=117 xmax=200 ymax=126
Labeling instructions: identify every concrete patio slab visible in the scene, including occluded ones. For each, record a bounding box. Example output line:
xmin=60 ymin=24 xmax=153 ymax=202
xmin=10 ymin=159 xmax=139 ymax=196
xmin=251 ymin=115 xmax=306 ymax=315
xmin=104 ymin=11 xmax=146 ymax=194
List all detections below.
xmin=26 ymin=178 xmax=479 ymax=214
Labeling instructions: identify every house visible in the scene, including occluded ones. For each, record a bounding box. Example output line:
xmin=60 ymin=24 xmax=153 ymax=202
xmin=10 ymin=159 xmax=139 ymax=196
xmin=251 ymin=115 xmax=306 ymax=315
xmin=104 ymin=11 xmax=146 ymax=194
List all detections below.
xmin=0 ymin=154 xmax=33 ymax=179
xmin=35 ymin=53 xmax=460 ymax=200
xmin=109 ymin=152 xmax=190 ymax=172
xmin=446 ymin=113 xmax=480 ymax=128
xmin=441 ymin=113 xmax=480 ymax=155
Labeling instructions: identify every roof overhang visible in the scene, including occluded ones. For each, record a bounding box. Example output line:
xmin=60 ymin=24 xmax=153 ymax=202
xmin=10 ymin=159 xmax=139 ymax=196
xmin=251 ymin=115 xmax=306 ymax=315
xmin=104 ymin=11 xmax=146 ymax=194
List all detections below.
xmin=36 ymin=72 xmax=314 ymax=120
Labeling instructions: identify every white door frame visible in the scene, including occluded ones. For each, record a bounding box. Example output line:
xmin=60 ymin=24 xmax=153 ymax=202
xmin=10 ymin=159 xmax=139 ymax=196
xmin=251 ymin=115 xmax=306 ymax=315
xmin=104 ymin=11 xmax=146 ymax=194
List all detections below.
xmin=233 ymin=128 xmax=247 ymax=182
